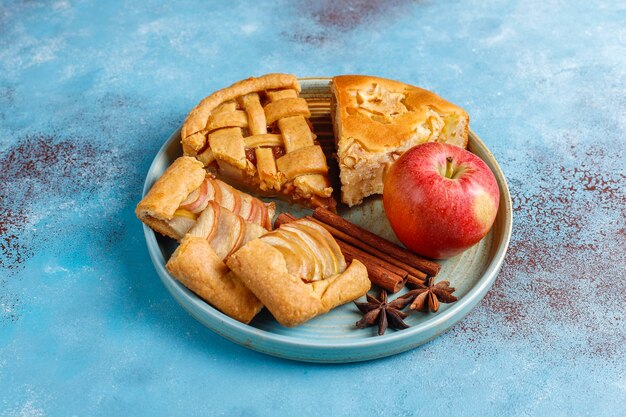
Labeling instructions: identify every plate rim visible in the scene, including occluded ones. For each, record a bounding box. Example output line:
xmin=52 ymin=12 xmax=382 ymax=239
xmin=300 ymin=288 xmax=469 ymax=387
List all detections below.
xmin=141 ymin=79 xmax=513 ymax=362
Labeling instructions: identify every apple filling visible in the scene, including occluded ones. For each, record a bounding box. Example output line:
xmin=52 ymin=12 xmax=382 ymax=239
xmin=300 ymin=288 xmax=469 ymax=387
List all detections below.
xmin=168 ymin=209 xmax=198 ymax=237
xmin=337 ymin=139 xmax=412 ymax=207
xmin=187 ymin=201 xmax=266 ymax=261
xmin=167 ymin=176 xmax=274 ymax=238
xmin=259 ymin=219 xmax=346 ymax=282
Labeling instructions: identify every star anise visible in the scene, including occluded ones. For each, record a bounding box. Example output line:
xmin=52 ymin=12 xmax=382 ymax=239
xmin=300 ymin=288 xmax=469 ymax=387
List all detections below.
xmin=402 ymin=276 xmax=458 ymax=312
xmin=354 ymin=290 xmax=413 ymax=336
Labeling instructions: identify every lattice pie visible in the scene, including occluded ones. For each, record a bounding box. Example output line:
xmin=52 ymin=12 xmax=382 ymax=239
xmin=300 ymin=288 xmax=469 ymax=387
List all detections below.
xmin=330 ymin=75 xmax=469 ymax=206
xmin=181 ymin=74 xmax=335 ymax=211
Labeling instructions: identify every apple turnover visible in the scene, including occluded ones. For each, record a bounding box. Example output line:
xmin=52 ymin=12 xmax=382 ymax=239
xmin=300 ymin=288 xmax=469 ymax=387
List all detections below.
xmin=227 ymin=218 xmax=370 ymax=327
xmin=166 ymin=202 xmax=266 ymax=323
xmin=330 ymin=75 xmax=469 ymax=206
xmin=181 ymin=73 xmax=336 ymax=211
xmin=136 ymin=156 xmax=275 ymax=240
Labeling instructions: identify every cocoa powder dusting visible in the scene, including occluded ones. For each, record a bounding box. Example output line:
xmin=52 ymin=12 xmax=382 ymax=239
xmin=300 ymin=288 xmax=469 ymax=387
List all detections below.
xmin=0 ymin=134 xmax=118 ymax=271
xmin=456 ymin=141 xmax=626 ymax=360
xmin=314 ymin=0 xmax=414 ymax=30
xmin=0 ymin=206 xmax=31 ymax=270
xmin=286 ymin=0 xmax=416 ymax=45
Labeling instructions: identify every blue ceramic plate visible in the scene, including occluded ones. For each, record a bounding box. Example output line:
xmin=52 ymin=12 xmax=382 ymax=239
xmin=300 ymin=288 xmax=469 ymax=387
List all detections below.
xmin=141 ymin=78 xmax=513 ymax=363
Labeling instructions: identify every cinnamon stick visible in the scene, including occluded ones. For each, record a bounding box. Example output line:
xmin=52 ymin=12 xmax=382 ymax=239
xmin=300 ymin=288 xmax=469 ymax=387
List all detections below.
xmin=406 ymin=274 xmax=428 ymax=288
xmin=274 ymin=213 xmax=406 ymax=293
xmin=274 ymin=212 xmax=295 ymax=228
xmin=313 ymin=207 xmax=440 ymax=276
xmin=336 ymin=240 xmax=407 ymax=293
xmin=304 ymin=216 xmax=428 ymax=282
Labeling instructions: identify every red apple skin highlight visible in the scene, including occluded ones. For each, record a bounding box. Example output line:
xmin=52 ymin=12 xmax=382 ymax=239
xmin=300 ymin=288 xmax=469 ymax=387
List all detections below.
xmin=383 ymin=142 xmax=500 ymax=259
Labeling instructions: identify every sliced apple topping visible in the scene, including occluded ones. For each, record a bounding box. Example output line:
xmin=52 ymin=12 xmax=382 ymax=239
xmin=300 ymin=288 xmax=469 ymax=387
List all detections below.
xmin=187 ymin=201 xmax=219 ymax=242
xmin=209 ymin=207 xmax=245 ymax=260
xmin=291 ymin=220 xmax=345 ymax=277
xmin=277 ymin=227 xmax=322 ymax=282
xmin=203 ymin=177 xmax=217 ymax=202
xmin=260 ymin=219 xmax=347 ymax=283
xmin=173 ymin=208 xmax=197 ymax=220
xmin=179 ymin=188 xmax=199 ymax=208
xmin=242 ymin=221 xmax=266 ymax=243
xmin=210 ymin=178 xmax=222 ymax=204
xmin=238 ymin=194 xmax=254 ymax=221
xmin=302 ymin=220 xmax=346 ymax=272
xmin=246 ymin=196 xmax=260 ymax=224
xmin=256 ymin=199 xmax=270 ymax=229
xmin=179 ymin=178 xmax=211 ymax=213
xmin=169 ymin=209 xmax=198 ymax=237
xmin=260 ymin=233 xmax=309 ymax=279
xmin=213 ymin=179 xmax=242 ymax=216
xmin=227 ymin=216 xmax=246 ymax=258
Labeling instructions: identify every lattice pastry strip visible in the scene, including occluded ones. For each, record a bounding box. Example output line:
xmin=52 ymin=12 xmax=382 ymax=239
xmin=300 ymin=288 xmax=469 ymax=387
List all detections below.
xmin=239 ymin=93 xmax=267 ymax=135
xmin=265 ymin=87 xmax=331 ymax=199
xmin=181 ymin=73 xmax=336 ymax=211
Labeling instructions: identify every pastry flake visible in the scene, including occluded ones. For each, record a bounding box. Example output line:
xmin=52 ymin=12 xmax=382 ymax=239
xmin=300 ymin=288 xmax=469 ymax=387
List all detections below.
xmin=331 ymin=75 xmax=470 ymax=206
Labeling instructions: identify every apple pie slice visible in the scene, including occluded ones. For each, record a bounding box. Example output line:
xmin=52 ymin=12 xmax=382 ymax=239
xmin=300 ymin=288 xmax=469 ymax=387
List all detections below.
xmin=166 ymin=202 xmax=266 ymax=323
xmin=181 ymin=73 xmax=336 ymax=211
xmin=136 ymin=156 xmax=275 ymax=240
xmin=227 ymin=218 xmax=370 ymax=327
xmin=331 ymin=75 xmax=470 ymax=206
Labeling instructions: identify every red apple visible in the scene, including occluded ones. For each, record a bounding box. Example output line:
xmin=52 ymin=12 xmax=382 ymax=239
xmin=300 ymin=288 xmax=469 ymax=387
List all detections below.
xmin=383 ymin=142 xmax=500 ymax=259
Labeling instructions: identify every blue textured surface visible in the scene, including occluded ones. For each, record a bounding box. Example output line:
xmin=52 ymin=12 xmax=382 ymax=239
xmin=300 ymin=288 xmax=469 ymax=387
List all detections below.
xmin=1 ymin=1 xmax=624 ymax=415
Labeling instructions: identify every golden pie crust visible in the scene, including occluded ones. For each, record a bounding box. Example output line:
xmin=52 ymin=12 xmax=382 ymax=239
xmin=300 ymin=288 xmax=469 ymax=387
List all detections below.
xmin=135 ymin=156 xmax=206 ymax=239
xmin=227 ymin=219 xmax=370 ymax=327
xmin=166 ymin=203 xmax=267 ymax=323
xmin=331 ymin=75 xmax=470 ymax=206
xmin=181 ymin=73 xmax=335 ymax=210
xmin=136 ymin=156 xmax=275 ymax=240
xmin=139 ymin=73 xmax=470 ymax=326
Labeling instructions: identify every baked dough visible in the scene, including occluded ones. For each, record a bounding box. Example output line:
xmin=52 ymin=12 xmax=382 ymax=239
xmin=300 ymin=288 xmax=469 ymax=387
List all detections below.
xmin=136 ymin=156 xmax=275 ymax=240
xmin=181 ymin=73 xmax=336 ymax=210
xmin=331 ymin=75 xmax=469 ymax=206
xmin=227 ymin=219 xmax=370 ymax=327
xmin=166 ymin=203 xmax=266 ymax=323
xmin=167 ymin=236 xmax=263 ymax=324
xmin=135 ymin=156 xmax=206 ymax=239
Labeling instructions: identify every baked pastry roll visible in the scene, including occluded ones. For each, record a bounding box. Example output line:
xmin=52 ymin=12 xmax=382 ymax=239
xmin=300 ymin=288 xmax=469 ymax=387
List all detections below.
xmin=330 ymin=75 xmax=470 ymax=206
xmin=136 ymin=156 xmax=275 ymax=240
xmin=181 ymin=73 xmax=336 ymax=211
xmin=166 ymin=202 xmax=265 ymax=323
xmin=227 ymin=218 xmax=370 ymax=327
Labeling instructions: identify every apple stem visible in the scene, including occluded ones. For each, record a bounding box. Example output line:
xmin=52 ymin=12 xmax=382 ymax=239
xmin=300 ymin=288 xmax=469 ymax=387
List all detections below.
xmin=445 ymin=157 xmax=454 ymax=178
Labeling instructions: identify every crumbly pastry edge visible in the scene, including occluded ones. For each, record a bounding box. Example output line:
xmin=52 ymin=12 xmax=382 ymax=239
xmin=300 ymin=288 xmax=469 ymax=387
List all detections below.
xmin=227 ymin=238 xmax=370 ymax=327
xmin=181 ymin=73 xmax=301 ymax=141
xmin=135 ymin=156 xmax=206 ymax=238
xmin=166 ymin=235 xmax=263 ymax=324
